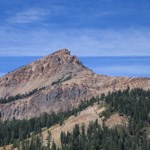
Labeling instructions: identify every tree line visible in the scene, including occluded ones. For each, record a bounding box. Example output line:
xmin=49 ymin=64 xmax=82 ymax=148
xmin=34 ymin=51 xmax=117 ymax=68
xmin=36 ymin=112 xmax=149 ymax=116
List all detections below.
xmin=60 ymin=88 xmax=150 ymax=150
xmin=0 ymin=87 xmax=46 ymax=104
xmin=0 ymin=97 xmax=98 ymax=147
xmin=1 ymin=88 xmax=150 ymax=149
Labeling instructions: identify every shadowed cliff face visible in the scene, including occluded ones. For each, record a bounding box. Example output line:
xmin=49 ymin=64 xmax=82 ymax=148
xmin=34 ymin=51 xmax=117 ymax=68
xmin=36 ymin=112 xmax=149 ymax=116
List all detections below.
xmin=0 ymin=49 xmax=150 ymax=121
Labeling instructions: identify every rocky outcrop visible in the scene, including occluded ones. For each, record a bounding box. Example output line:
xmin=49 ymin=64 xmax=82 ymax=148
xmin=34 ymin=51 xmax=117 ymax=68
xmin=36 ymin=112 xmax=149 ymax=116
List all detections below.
xmin=0 ymin=49 xmax=150 ymax=121
xmin=0 ymin=49 xmax=88 ymax=98
xmin=0 ymin=83 xmax=92 ymax=120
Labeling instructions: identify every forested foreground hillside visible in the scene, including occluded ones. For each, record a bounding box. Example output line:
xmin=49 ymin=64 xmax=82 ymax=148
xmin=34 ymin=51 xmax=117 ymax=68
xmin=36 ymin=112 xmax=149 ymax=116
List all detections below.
xmin=1 ymin=88 xmax=150 ymax=150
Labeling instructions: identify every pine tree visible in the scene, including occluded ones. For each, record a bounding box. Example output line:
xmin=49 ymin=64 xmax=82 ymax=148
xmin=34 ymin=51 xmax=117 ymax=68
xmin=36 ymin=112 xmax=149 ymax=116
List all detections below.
xmin=51 ymin=140 xmax=56 ymax=150
xmin=47 ymin=130 xmax=51 ymax=150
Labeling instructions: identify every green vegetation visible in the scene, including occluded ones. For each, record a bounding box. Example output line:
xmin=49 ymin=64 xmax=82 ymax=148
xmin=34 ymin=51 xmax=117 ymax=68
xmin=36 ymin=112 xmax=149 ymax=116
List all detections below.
xmin=0 ymin=87 xmax=46 ymax=104
xmin=104 ymin=88 xmax=150 ymax=127
xmin=0 ymin=97 xmax=98 ymax=147
xmin=60 ymin=119 xmax=150 ymax=150
xmin=60 ymin=88 xmax=150 ymax=150
xmin=14 ymin=131 xmax=56 ymax=150
xmin=51 ymin=75 xmax=72 ymax=86
xmin=1 ymin=88 xmax=150 ymax=149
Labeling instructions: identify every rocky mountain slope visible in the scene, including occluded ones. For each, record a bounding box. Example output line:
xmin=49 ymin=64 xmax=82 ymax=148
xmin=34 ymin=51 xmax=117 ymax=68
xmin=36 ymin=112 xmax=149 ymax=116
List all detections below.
xmin=0 ymin=49 xmax=150 ymax=121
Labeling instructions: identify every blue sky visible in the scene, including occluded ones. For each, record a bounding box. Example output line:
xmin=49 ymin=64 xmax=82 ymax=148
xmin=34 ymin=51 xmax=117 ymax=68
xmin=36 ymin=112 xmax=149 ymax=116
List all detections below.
xmin=0 ymin=0 xmax=150 ymax=56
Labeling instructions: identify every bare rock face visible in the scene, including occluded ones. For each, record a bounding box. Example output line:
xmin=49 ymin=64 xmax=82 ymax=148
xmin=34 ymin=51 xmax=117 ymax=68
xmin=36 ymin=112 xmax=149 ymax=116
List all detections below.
xmin=0 ymin=83 xmax=92 ymax=120
xmin=0 ymin=49 xmax=150 ymax=121
xmin=0 ymin=49 xmax=88 ymax=98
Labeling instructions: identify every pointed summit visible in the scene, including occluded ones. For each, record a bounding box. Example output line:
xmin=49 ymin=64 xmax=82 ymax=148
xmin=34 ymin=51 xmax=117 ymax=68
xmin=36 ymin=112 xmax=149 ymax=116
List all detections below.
xmin=51 ymin=48 xmax=70 ymax=55
xmin=0 ymin=49 xmax=91 ymax=98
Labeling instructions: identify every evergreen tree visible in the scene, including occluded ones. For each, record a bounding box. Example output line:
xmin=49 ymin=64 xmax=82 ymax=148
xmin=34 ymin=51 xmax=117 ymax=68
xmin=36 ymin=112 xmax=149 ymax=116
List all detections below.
xmin=51 ymin=140 xmax=56 ymax=150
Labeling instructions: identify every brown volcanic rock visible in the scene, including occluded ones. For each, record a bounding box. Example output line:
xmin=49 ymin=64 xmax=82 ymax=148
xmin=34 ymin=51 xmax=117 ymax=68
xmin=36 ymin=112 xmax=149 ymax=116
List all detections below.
xmin=0 ymin=83 xmax=92 ymax=120
xmin=0 ymin=49 xmax=88 ymax=98
xmin=0 ymin=49 xmax=150 ymax=120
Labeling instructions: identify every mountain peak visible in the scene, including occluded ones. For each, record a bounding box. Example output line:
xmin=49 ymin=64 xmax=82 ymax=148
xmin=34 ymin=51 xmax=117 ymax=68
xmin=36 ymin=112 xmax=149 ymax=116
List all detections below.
xmin=42 ymin=48 xmax=82 ymax=67
xmin=51 ymin=48 xmax=71 ymax=55
xmin=0 ymin=49 xmax=150 ymax=120
xmin=0 ymin=49 xmax=90 ymax=98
